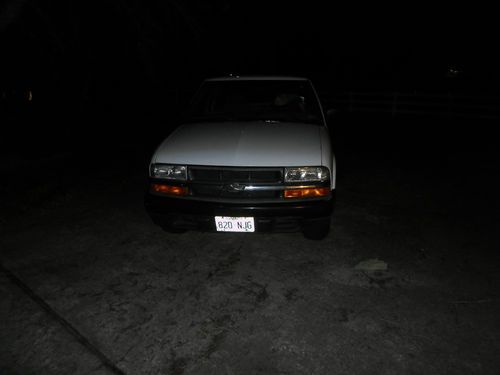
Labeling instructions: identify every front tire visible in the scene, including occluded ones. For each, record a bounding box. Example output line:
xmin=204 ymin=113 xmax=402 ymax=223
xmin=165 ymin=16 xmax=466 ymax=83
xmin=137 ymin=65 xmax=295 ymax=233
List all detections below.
xmin=302 ymin=217 xmax=331 ymax=240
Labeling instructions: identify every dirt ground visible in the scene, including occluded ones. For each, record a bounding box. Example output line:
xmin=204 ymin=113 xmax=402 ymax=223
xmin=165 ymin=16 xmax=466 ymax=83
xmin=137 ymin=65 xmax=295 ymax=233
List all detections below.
xmin=1 ymin=122 xmax=499 ymax=374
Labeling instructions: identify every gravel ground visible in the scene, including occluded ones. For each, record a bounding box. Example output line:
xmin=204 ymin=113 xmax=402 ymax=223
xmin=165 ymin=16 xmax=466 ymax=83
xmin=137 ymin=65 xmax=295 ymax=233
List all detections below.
xmin=1 ymin=128 xmax=499 ymax=374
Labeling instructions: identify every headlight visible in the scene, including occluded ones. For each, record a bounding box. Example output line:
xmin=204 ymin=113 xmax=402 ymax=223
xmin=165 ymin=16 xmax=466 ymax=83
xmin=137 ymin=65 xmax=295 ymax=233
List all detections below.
xmin=284 ymin=166 xmax=329 ymax=182
xmin=150 ymin=164 xmax=187 ymax=180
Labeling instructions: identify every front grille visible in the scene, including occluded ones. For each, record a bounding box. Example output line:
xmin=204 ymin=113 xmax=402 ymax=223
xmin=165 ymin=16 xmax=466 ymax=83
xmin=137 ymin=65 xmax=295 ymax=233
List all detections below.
xmin=188 ymin=166 xmax=283 ymax=201
xmin=189 ymin=167 xmax=282 ymax=184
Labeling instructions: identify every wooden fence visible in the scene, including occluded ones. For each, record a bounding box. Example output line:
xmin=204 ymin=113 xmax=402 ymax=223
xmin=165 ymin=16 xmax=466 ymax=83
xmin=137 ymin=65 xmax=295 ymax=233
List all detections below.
xmin=320 ymin=91 xmax=500 ymax=120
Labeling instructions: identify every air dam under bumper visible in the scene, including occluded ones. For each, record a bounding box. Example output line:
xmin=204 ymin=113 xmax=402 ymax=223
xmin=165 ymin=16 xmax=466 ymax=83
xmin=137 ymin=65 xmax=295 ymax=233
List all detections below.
xmin=144 ymin=192 xmax=335 ymax=232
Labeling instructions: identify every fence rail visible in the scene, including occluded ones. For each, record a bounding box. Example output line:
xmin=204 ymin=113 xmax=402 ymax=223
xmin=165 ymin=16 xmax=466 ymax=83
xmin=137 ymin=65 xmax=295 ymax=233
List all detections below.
xmin=320 ymin=91 xmax=500 ymax=120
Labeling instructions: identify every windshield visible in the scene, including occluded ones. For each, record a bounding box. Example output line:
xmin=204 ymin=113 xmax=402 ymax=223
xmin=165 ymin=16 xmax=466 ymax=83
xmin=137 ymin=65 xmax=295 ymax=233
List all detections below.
xmin=184 ymin=80 xmax=324 ymax=125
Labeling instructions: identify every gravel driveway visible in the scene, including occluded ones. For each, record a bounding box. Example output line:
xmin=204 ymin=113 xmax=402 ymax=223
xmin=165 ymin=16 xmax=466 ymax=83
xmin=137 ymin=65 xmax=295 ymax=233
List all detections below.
xmin=1 ymin=123 xmax=499 ymax=374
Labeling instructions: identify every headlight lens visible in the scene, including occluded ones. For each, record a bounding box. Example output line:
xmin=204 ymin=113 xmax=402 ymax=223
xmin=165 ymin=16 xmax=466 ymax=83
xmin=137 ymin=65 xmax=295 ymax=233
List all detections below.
xmin=284 ymin=167 xmax=329 ymax=182
xmin=151 ymin=164 xmax=187 ymax=180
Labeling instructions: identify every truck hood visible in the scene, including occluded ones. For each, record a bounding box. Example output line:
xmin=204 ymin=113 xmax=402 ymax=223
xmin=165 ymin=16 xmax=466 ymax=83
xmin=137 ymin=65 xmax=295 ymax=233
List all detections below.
xmin=153 ymin=121 xmax=323 ymax=167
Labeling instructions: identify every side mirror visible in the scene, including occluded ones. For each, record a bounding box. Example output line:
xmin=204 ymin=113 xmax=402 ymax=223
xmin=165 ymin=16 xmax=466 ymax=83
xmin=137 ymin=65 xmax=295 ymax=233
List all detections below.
xmin=326 ymin=108 xmax=338 ymax=120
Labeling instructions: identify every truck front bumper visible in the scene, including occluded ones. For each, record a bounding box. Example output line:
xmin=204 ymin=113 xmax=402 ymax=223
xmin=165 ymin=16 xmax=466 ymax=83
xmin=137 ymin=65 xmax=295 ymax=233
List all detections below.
xmin=144 ymin=192 xmax=335 ymax=232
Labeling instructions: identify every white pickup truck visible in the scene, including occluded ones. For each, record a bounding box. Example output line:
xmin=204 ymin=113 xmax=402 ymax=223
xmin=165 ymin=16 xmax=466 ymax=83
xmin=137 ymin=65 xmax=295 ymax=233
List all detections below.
xmin=144 ymin=76 xmax=336 ymax=239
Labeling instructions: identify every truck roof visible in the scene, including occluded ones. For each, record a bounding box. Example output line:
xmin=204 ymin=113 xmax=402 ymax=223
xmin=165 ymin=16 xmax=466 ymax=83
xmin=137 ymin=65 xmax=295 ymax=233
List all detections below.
xmin=205 ymin=76 xmax=309 ymax=82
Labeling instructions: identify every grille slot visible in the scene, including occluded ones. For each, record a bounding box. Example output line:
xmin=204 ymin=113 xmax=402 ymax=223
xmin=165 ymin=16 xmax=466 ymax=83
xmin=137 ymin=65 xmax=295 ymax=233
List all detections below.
xmin=190 ymin=185 xmax=280 ymax=199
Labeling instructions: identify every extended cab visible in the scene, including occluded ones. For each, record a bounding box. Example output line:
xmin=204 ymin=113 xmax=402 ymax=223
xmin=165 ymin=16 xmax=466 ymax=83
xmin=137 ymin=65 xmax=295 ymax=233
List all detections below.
xmin=144 ymin=76 xmax=336 ymax=239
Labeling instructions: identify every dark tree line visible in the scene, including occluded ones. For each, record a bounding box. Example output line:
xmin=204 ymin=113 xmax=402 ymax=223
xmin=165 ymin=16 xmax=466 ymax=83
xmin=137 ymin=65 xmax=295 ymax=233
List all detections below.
xmin=1 ymin=0 xmax=224 ymax=123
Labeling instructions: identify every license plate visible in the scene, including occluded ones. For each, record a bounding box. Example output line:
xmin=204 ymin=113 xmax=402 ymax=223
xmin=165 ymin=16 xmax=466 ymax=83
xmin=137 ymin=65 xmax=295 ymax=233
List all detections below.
xmin=214 ymin=216 xmax=255 ymax=232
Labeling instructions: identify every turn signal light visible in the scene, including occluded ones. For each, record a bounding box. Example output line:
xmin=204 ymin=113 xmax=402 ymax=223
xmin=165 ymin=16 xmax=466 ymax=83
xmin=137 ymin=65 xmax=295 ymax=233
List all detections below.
xmin=284 ymin=187 xmax=330 ymax=199
xmin=151 ymin=183 xmax=188 ymax=196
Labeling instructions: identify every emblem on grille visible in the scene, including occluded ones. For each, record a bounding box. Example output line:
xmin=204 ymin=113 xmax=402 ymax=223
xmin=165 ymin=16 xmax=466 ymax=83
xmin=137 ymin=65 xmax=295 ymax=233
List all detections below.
xmin=225 ymin=183 xmax=246 ymax=192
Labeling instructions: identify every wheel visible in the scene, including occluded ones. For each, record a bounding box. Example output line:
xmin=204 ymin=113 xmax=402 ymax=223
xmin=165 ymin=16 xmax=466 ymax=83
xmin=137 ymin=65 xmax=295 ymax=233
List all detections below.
xmin=302 ymin=217 xmax=331 ymax=240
